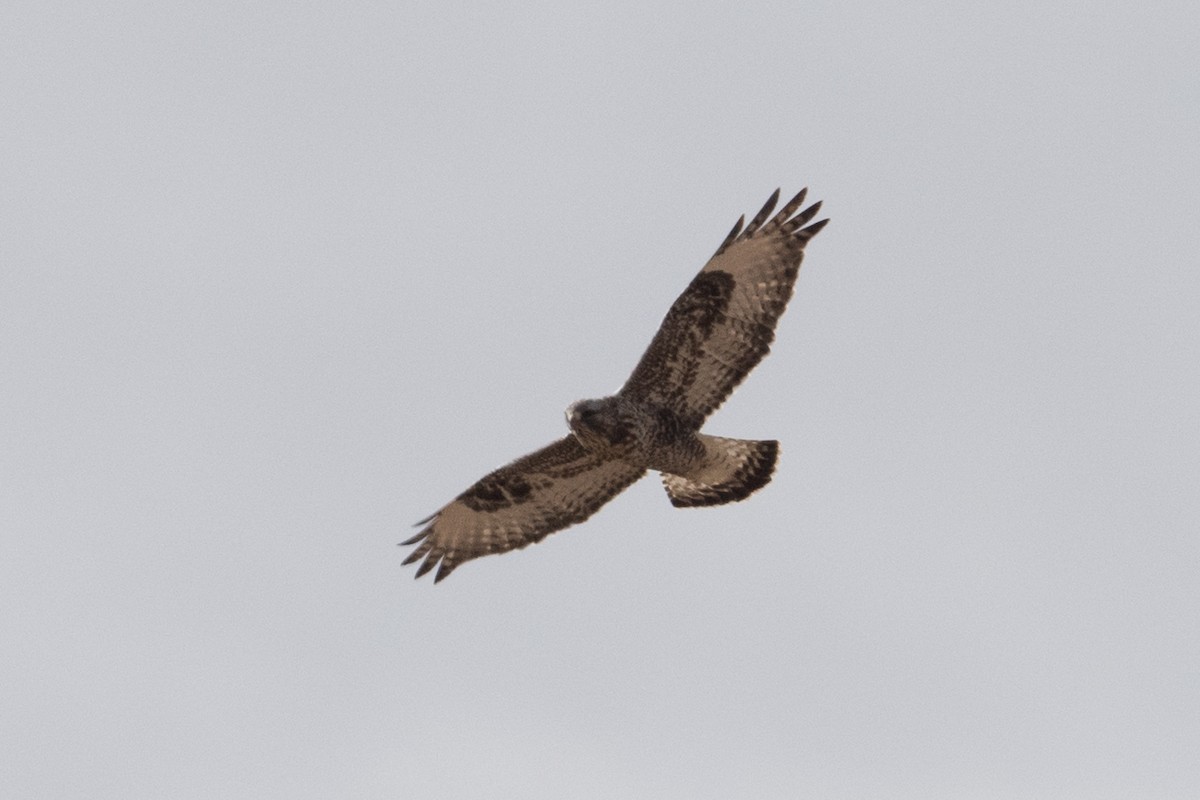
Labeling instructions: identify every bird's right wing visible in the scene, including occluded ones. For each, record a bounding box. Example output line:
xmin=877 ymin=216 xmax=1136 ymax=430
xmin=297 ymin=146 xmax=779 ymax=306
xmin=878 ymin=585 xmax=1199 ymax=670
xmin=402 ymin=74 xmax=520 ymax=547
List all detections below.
xmin=403 ymin=436 xmax=646 ymax=582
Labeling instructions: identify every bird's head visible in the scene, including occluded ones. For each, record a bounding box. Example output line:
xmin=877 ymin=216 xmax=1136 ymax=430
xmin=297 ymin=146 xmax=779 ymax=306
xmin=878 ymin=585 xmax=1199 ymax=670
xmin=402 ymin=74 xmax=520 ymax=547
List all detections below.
xmin=566 ymin=397 xmax=636 ymax=452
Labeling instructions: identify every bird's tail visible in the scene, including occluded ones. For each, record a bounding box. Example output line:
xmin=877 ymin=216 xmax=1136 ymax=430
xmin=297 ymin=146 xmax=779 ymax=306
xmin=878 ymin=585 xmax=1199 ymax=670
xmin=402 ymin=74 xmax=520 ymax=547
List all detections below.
xmin=661 ymin=435 xmax=779 ymax=508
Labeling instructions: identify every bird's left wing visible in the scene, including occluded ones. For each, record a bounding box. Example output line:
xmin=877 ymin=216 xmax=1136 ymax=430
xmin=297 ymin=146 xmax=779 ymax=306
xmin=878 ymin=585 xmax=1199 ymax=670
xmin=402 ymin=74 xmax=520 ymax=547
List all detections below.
xmin=403 ymin=436 xmax=646 ymax=582
xmin=620 ymin=189 xmax=827 ymax=427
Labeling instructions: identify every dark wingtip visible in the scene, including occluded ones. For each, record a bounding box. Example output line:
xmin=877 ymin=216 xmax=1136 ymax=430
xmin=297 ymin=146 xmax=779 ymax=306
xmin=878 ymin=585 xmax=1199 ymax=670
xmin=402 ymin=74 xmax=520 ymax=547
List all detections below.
xmin=414 ymin=555 xmax=438 ymax=579
xmin=715 ymin=214 xmax=745 ymax=256
xmin=770 ymin=188 xmax=809 ymax=226
xmin=799 ymin=217 xmax=830 ymax=241
xmin=743 ymin=189 xmax=781 ymax=236
xmin=400 ymin=529 xmax=428 ymax=546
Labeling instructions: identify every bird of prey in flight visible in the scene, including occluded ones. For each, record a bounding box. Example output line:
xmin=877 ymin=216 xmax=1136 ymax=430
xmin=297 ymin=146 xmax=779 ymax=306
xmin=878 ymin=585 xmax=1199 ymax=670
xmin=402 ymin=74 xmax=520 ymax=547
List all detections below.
xmin=404 ymin=188 xmax=828 ymax=581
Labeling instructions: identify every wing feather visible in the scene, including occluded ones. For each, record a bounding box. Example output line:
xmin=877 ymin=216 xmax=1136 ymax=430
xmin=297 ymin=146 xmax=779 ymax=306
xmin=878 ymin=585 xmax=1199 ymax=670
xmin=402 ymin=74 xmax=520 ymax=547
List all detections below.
xmin=741 ymin=188 xmax=780 ymax=236
xmin=620 ymin=188 xmax=828 ymax=426
xmin=402 ymin=436 xmax=646 ymax=582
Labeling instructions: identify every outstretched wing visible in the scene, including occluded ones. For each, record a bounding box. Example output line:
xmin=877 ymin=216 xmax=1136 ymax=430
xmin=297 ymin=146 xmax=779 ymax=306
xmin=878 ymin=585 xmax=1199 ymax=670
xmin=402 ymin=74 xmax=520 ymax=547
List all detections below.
xmin=402 ymin=436 xmax=646 ymax=582
xmin=620 ymin=188 xmax=828 ymax=428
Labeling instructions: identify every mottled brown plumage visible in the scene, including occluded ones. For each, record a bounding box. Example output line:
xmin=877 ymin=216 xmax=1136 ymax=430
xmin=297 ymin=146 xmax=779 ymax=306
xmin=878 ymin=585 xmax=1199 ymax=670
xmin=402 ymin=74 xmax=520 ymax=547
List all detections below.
xmin=402 ymin=437 xmax=645 ymax=581
xmin=404 ymin=188 xmax=827 ymax=582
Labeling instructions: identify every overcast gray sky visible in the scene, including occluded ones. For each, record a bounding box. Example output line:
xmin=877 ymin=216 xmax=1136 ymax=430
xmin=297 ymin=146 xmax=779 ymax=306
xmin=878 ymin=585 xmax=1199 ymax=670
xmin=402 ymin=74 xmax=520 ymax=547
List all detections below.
xmin=3 ymin=2 xmax=1198 ymax=798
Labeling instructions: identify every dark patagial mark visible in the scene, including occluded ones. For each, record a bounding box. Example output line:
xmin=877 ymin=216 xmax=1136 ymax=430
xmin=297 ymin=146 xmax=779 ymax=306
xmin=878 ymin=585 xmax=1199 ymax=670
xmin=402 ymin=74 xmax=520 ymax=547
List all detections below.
xmin=460 ymin=473 xmax=533 ymax=513
xmin=672 ymin=270 xmax=734 ymax=336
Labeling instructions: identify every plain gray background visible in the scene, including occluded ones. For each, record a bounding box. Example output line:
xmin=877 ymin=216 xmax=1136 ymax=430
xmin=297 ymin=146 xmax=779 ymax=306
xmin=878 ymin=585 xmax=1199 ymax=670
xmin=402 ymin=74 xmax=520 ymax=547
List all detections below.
xmin=3 ymin=2 xmax=1198 ymax=798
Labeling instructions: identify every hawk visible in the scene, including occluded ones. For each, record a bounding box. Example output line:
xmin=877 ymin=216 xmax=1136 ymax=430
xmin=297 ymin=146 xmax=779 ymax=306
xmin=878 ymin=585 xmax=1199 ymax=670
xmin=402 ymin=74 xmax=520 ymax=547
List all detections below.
xmin=404 ymin=188 xmax=828 ymax=581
